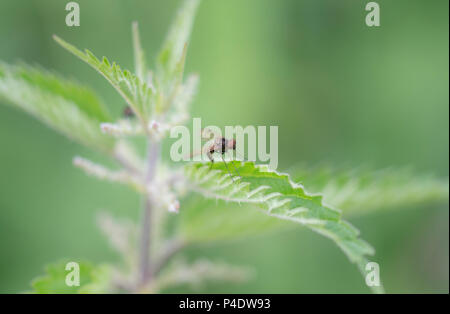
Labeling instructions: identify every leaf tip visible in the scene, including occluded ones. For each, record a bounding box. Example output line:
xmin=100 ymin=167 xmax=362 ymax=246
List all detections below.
xmin=52 ymin=34 xmax=62 ymax=44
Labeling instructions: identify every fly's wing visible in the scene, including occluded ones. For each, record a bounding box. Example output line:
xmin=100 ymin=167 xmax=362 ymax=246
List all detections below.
xmin=222 ymin=147 xmax=247 ymax=162
xmin=234 ymin=150 xmax=247 ymax=161
xmin=184 ymin=140 xmax=214 ymax=160
xmin=181 ymin=128 xmax=219 ymax=160
xmin=201 ymin=127 xmax=221 ymax=140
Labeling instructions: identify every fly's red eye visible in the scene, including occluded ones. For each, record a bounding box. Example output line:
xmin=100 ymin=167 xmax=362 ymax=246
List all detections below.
xmin=229 ymin=139 xmax=236 ymax=150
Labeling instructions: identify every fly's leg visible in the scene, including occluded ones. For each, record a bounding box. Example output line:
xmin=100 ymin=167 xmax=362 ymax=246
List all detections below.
xmin=230 ymin=159 xmax=241 ymax=179
xmin=225 ymin=150 xmax=241 ymax=179
xmin=222 ymin=150 xmax=242 ymax=178
xmin=234 ymin=151 xmax=247 ymax=162
xmin=207 ymin=150 xmax=214 ymax=170
xmin=221 ymin=154 xmax=235 ymax=183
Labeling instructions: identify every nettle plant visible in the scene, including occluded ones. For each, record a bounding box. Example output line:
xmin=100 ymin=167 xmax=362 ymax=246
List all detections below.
xmin=0 ymin=0 xmax=448 ymax=294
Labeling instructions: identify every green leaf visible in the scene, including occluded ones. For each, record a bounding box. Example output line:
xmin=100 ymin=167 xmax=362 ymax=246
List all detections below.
xmin=132 ymin=22 xmax=147 ymax=81
xmin=0 ymin=63 xmax=114 ymax=152
xmin=178 ymin=195 xmax=287 ymax=242
xmin=53 ymin=35 xmax=153 ymax=125
xmin=291 ymin=165 xmax=449 ymax=215
xmin=157 ymin=0 xmax=200 ymax=85
xmin=77 ymin=264 xmax=115 ymax=294
xmin=31 ymin=260 xmax=112 ymax=294
xmin=184 ymin=161 xmax=384 ymax=293
xmin=156 ymin=258 xmax=253 ymax=292
xmin=167 ymin=73 xmax=199 ymax=125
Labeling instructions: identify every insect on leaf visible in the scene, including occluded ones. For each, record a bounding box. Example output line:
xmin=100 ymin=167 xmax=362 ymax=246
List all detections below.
xmin=184 ymin=161 xmax=385 ymax=293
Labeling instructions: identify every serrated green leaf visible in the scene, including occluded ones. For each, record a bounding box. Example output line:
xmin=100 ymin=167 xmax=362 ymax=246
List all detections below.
xmin=156 ymin=258 xmax=253 ymax=292
xmin=178 ymin=195 xmax=287 ymax=242
xmin=165 ymin=73 xmax=199 ymax=125
xmin=31 ymin=260 xmax=113 ymax=294
xmin=0 ymin=63 xmax=114 ymax=152
xmin=184 ymin=161 xmax=384 ymax=293
xmin=31 ymin=260 xmax=90 ymax=294
xmin=132 ymin=21 xmax=147 ymax=81
xmin=53 ymin=35 xmax=153 ymax=125
xmin=77 ymin=264 xmax=114 ymax=294
xmin=157 ymin=0 xmax=200 ymax=85
xmin=291 ymin=165 xmax=449 ymax=215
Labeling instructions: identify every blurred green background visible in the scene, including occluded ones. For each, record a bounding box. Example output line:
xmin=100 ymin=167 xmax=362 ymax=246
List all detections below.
xmin=0 ymin=0 xmax=448 ymax=293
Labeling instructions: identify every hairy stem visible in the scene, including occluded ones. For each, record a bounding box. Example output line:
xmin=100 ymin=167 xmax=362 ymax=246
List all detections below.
xmin=138 ymin=139 xmax=160 ymax=287
xmin=113 ymin=152 xmax=141 ymax=177
xmin=152 ymin=239 xmax=187 ymax=276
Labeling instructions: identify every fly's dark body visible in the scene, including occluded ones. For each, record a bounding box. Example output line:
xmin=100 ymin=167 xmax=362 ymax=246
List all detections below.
xmin=206 ymin=137 xmax=236 ymax=163
xmin=205 ymin=136 xmax=239 ymax=182
xmin=123 ymin=106 xmax=134 ymax=118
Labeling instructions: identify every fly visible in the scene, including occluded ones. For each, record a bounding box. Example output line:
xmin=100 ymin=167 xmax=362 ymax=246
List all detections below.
xmin=193 ymin=128 xmax=242 ymax=182
xmin=123 ymin=105 xmax=134 ymax=118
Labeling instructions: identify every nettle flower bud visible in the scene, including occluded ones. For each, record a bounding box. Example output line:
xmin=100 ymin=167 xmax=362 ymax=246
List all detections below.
xmin=100 ymin=122 xmax=142 ymax=136
xmin=101 ymin=122 xmax=131 ymax=135
xmin=168 ymin=200 xmax=180 ymax=213
xmin=148 ymin=120 xmax=173 ymax=141
xmin=149 ymin=120 xmax=159 ymax=131
xmin=148 ymin=182 xmax=180 ymax=214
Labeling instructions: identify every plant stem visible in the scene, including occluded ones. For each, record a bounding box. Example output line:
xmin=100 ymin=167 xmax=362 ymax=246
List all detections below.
xmin=138 ymin=138 xmax=160 ymax=287
xmin=152 ymin=239 xmax=187 ymax=276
